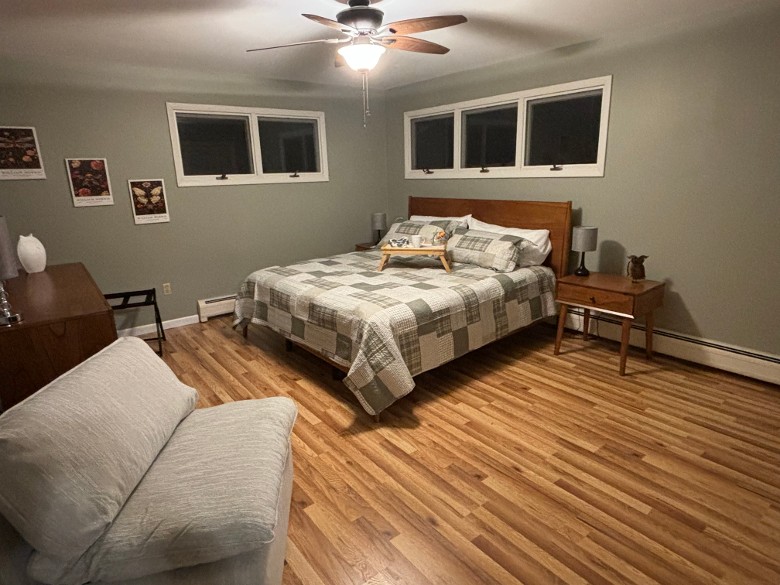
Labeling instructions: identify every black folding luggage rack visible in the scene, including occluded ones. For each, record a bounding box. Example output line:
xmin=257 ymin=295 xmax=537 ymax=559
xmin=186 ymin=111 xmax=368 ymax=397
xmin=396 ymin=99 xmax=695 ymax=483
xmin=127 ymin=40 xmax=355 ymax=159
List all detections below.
xmin=104 ymin=288 xmax=165 ymax=356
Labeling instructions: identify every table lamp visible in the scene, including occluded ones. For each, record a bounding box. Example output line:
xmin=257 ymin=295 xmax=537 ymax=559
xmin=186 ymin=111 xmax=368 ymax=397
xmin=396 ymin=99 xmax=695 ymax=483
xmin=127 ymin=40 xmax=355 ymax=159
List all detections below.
xmin=0 ymin=216 xmax=22 ymax=326
xmin=371 ymin=212 xmax=387 ymax=244
xmin=571 ymin=226 xmax=598 ymax=277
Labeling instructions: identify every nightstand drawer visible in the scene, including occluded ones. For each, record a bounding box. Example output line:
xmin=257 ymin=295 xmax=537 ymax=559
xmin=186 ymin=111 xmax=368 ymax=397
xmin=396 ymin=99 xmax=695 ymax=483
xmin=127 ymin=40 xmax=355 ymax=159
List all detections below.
xmin=557 ymin=283 xmax=634 ymax=314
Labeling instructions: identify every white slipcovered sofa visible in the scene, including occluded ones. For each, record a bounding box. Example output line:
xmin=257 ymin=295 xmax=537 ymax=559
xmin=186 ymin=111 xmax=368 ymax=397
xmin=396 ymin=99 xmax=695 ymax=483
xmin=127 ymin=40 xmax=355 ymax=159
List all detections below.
xmin=0 ymin=337 xmax=296 ymax=585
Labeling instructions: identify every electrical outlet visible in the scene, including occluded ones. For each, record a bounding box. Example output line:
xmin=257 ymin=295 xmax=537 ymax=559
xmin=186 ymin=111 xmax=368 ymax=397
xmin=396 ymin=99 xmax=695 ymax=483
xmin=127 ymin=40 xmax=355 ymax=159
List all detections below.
xmin=162 ymin=283 xmax=172 ymax=295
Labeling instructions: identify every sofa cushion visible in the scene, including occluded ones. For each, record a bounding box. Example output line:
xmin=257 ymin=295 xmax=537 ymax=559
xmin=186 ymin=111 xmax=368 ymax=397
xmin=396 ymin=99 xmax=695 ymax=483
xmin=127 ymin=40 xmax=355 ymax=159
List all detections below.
xmin=28 ymin=397 xmax=298 ymax=585
xmin=0 ymin=337 xmax=198 ymax=562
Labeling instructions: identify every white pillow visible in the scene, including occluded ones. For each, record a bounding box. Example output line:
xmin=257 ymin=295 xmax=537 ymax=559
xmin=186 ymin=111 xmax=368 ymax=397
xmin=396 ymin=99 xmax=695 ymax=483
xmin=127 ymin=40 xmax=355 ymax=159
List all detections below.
xmin=467 ymin=217 xmax=552 ymax=266
xmin=410 ymin=214 xmax=471 ymax=228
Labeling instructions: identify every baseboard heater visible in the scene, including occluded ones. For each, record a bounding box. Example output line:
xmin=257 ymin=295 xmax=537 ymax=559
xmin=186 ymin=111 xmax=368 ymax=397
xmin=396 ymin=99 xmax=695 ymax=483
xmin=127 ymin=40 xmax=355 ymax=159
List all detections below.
xmin=197 ymin=294 xmax=237 ymax=323
xmin=567 ymin=308 xmax=780 ymax=364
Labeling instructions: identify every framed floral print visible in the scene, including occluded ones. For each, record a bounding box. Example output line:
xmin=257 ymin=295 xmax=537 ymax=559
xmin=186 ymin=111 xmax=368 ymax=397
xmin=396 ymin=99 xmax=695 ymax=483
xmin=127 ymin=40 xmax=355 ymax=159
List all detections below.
xmin=0 ymin=126 xmax=46 ymax=180
xmin=128 ymin=179 xmax=170 ymax=225
xmin=65 ymin=158 xmax=114 ymax=207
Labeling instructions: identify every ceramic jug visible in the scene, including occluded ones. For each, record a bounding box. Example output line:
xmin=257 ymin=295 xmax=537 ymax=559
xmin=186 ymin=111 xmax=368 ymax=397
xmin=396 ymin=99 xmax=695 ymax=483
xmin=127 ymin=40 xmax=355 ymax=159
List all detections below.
xmin=17 ymin=234 xmax=46 ymax=273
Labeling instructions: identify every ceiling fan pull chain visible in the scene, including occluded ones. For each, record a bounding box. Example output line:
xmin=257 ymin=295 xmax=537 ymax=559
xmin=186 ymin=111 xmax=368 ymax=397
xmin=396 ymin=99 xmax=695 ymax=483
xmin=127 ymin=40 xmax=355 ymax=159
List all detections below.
xmin=362 ymin=71 xmax=371 ymax=128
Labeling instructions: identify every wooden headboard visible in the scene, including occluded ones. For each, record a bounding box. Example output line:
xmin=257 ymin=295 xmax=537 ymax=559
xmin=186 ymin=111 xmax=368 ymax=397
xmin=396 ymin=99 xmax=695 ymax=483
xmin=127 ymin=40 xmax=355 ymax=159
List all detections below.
xmin=408 ymin=197 xmax=572 ymax=279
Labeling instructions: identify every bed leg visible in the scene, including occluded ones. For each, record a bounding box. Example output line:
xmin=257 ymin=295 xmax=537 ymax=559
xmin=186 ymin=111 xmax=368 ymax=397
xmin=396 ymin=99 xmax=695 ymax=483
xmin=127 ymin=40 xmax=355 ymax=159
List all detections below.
xmin=285 ymin=339 xmax=294 ymax=352
xmin=374 ymin=413 xmax=381 ymax=423
xmin=242 ymin=325 xmax=248 ymax=338
xmin=331 ymin=367 xmax=345 ymax=381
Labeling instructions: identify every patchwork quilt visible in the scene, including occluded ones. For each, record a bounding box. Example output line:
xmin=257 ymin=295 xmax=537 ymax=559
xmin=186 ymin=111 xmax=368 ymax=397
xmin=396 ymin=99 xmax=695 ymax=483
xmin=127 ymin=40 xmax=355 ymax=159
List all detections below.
xmin=234 ymin=250 xmax=557 ymax=415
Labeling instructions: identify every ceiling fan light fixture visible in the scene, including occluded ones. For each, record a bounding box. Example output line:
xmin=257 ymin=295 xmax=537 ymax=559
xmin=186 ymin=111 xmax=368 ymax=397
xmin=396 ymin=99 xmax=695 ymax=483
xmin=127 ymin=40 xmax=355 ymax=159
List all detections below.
xmin=338 ymin=42 xmax=386 ymax=72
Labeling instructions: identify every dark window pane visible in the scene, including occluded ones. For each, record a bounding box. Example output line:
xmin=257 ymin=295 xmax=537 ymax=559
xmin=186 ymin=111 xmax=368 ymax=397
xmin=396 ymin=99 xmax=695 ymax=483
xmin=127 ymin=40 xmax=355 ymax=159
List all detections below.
xmin=463 ymin=105 xmax=518 ymax=168
xmin=258 ymin=118 xmax=319 ymax=174
xmin=411 ymin=115 xmax=454 ymax=170
xmin=176 ymin=114 xmax=253 ymax=176
xmin=525 ymin=90 xmax=602 ymax=166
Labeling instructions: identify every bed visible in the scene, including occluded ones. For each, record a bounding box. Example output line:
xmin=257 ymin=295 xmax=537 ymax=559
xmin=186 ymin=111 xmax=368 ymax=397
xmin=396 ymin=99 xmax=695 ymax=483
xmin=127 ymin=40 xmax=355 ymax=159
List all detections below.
xmin=234 ymin=197 xmax=572 ymax=416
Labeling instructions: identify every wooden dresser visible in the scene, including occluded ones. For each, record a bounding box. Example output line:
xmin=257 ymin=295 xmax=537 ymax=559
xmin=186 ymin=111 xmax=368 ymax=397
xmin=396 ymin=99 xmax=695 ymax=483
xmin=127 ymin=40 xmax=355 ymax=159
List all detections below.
xmin=0 ymin=263 xmax=117 ymax=410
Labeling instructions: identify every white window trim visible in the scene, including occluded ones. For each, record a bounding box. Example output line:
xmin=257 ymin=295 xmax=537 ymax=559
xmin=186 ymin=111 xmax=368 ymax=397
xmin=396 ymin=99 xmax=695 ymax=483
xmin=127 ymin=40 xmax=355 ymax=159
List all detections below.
xmin=404 ymin=76 xmax=612 ymax=179
xmin=167 ymin=102 xmax=329 ymax=187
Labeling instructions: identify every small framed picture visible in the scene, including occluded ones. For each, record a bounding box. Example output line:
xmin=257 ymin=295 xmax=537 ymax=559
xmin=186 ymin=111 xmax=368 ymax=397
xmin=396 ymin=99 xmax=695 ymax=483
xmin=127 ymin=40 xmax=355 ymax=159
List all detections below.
xmin=0 ymin=126 xmax=46 ymax=180
xmin=128 ymin=179 xmax=170 ymax=225
xmin=65 ymin=158 xmax=114 ymax=207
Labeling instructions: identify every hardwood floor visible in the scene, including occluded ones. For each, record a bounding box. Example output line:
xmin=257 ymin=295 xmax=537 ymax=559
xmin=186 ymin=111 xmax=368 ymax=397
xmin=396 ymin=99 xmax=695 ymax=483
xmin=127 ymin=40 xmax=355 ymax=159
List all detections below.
xmin=161 ymin=317 xmax=780 ymax=585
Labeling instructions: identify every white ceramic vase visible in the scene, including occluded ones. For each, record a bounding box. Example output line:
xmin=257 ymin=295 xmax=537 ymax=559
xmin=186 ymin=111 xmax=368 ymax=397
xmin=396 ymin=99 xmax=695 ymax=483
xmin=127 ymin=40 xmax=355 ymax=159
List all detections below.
xmin=17 ymin=234 xmax=47 ymax=273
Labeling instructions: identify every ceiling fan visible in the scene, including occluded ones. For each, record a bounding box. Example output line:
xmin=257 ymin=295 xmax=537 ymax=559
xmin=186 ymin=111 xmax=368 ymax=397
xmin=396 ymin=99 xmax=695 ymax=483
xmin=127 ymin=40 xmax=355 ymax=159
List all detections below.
xmin=247 ymin=0 xmax=467 ymax=125
xmin=248 ymin=0 xmax=467 ymax=69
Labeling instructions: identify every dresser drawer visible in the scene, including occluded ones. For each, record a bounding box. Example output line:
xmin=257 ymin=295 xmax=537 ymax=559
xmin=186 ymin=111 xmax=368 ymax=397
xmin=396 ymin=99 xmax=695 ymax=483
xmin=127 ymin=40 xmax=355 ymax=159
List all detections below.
xmin=557 ymin=283 xmax=634 ymax=314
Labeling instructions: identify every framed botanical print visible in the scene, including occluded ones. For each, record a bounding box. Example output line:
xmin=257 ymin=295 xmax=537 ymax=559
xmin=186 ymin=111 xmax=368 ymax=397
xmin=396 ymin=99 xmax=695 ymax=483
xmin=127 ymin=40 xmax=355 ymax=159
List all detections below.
xmin=0 ymin=126 xmax=46 ymax=180
xmin=65 ymin=158 xmax=114 ymax=207
xmin=128 ymin=179 xmax=170 ymax=224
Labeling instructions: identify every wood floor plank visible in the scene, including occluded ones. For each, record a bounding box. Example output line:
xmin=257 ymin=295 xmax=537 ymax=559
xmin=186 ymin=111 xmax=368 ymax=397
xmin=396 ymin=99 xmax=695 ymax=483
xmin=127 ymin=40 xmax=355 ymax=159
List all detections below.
xmin=162 ymin=318 xmax=780 ymax=585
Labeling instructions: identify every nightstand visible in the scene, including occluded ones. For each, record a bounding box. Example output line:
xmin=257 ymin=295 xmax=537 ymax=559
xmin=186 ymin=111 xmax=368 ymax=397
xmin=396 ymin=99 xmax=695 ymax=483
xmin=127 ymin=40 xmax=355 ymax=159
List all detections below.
xmin=554 ymin=273 xmax=665 ymax=375
xmin=355 ymin=242 xmax=376 ymax=251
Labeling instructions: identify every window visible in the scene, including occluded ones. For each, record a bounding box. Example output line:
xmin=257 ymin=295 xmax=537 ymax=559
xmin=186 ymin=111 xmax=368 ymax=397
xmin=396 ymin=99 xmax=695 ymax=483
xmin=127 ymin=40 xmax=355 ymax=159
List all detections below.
xmin=404 ymin=76 xmax=611 ymax=179
xmin=525 ymin=90 xmax=602 ymax=167
xmin=176 ymin=114 xmax=253 ymax=177
xmin=462 ymin=104 xmax=518 ymax=168
xmin=258 ymin=118 xmax=319 ymax=174
xmin=167 ymin=103 xmax=328 ymax=186
xmin=411 ymin=114 xmax=454 ymax=171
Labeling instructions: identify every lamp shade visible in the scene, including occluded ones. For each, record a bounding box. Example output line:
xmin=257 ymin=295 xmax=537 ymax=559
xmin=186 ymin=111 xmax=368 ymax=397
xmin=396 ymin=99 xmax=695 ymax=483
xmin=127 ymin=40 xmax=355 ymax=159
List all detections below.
xmin=571 ymin=226 xmax=598 ymax=252
xmin=371 ymin=212 xmax=387 ymax=231
xmin=0 ymin=216 xmax=18 ymax=281
xmin=338 ymin=43 xmax=386 ymax=72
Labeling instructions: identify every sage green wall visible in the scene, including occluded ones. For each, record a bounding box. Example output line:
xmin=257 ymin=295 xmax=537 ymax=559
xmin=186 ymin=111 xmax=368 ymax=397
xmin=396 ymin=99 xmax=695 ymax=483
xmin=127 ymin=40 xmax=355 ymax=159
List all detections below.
xmin=2 ymin=5 xmax=778 ymax=356
xmin=384 ymin=5 xmax=780 ymax=356
xmin=0 ymin=84 xmax=388 ymax=328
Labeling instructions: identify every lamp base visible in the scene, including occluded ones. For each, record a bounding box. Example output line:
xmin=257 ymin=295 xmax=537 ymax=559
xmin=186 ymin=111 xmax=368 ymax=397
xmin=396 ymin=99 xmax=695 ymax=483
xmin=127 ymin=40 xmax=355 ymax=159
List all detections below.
xmin=0 ymin=281 xmax=23 ymax=326
xmin=574 ymin=252 xmax=590 ymax=277
xmin=574 ymin=266 xmax=590 ymax=277
xmin=0 ymin=311 xmax=22 ymax=327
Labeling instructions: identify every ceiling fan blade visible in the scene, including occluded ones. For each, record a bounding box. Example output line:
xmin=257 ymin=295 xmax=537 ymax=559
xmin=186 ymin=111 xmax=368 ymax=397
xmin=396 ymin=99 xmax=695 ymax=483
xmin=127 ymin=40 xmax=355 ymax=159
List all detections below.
xmin=247 ymin=38 xmax=348 ymax=53
xmin=303 ymin=14 xmax=358 ymax=35
xmin=379 ymin=35 xmax=450 ymax=55
xmin=382 ymin=15 xmax=467 ymax=35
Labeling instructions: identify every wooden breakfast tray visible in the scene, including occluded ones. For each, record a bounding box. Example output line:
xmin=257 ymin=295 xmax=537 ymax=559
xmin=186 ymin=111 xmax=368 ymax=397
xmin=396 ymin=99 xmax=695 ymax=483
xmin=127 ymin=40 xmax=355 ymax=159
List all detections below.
xmin=378 ymin=245 xmax=451 ymax=272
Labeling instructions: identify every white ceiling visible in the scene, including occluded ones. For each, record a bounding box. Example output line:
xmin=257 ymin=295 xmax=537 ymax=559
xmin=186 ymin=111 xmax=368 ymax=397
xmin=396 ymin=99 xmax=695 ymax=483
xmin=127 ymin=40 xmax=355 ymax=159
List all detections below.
xmin=0 ymin=0 xmax=770 ymax=93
